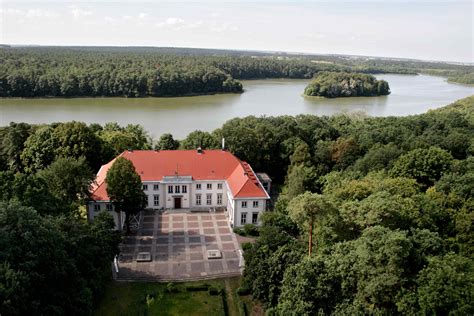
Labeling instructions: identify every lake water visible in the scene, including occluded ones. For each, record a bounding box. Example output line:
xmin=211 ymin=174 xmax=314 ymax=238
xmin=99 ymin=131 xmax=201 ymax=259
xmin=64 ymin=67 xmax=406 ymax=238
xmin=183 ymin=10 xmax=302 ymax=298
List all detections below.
xmin=1 ymin=74 xmax=473 ymax=139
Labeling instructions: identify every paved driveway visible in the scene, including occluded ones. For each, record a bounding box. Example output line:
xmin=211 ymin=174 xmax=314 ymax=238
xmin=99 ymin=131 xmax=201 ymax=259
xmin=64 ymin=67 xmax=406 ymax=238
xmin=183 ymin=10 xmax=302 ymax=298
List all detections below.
xmin=117 ymin=210 xmax=242 ymax=281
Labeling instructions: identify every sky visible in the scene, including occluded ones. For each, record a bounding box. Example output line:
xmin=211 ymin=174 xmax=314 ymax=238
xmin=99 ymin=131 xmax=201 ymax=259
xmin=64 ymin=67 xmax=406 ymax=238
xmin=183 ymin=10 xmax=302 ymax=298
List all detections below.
xmin=1 ymin=0 xmax=473 ymax=63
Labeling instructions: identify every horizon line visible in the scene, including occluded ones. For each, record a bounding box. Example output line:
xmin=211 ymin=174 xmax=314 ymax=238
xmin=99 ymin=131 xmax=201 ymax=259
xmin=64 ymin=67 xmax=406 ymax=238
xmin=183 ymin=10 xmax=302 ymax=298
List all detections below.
xmin=2 ymin=43 xmax=473 ymax=65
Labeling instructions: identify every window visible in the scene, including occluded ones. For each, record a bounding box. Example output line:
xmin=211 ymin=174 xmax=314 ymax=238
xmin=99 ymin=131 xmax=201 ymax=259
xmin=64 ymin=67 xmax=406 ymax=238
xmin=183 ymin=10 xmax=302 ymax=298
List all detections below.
xmin=154 ymin=195 xmax=160 ymax=206
xmin=142 ymin=184 xmax=148 ymax=191
xmin=175 ymin=185 xmax=180 ymax=194
xmin=217 ymin=183 xmax=223 ymax=189
xmin=253 ymin=201 xmax=259 ymax=208
xmin=145 ymin=195 xmax=149 ymax=206
xmin=168 ymin=186 xmax=173 ymax=194
xmin=182 ymin=185 xmax=187 ymax=193
xmin=241 ymin=212 xmax=247 ymax=225
xmin=207 ymin=183 xmax=212 ymax=190
xmin=196 ymin=194 xmax=201 ymax=206
xmin=241 ymin=201 xmax=247 ymax=208
xmin=154 ymin=184 xmax=159 ymax=190
xmin=106 ymin=204 xmax=113 ymax=212
xmin=206 ymin=193 xmax=212 ymax=205
xmin=217 ymin=193 xmax=223 ymax=205
xmin=196 ymin=183 xmax=201 ymax=190
xmin=252 ymin=213 xmax=258 ymax=224
xmin=94 ymin=204 xmax=101 ymax=212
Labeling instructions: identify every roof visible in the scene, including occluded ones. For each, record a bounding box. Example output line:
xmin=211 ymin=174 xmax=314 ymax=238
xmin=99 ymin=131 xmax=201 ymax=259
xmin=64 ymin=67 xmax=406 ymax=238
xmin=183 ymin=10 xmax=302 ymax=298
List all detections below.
xmin=91 ymin=150 xmax=269 ymax=201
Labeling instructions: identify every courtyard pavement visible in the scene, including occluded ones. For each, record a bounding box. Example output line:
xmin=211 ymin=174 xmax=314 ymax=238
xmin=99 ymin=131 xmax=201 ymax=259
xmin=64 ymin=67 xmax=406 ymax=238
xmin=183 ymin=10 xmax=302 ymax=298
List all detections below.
xmin=116 ymin=210 xmax=243 ymax=281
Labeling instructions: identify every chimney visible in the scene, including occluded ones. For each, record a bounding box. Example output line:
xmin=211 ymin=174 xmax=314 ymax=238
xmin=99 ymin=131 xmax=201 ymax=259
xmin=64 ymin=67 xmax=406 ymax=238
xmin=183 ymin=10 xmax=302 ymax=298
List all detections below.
xmin=197 ymin=147 xmax=202 ymax=154
xmin=222 ymin=137 xmax=225 ymax=151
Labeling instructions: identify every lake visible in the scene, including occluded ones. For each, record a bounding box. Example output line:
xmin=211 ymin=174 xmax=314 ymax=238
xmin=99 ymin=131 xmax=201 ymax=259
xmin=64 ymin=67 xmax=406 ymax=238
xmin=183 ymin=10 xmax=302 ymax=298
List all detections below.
xmin=1 ymin=74 xmax=473 ymax=139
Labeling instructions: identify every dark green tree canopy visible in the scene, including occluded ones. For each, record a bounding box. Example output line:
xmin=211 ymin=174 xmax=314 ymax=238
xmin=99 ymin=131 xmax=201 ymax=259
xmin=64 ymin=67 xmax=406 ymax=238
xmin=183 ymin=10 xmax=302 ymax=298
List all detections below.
xmin=390 ymin=146 xmax=453 ymax=186
xmin=304 ymin=71 xmax=390 ymax=98
xmin=37 ymin=156 xmax=94 ymax=210
xmin=105 ymin=157 xmax=146 ymax=231
xmin=0 ymin=201 xmax=120 ymax=315
xmin=180 ymin=130 xmax=219 ymax=149
xmin=155 ymin=133 xmax=180 ymax=150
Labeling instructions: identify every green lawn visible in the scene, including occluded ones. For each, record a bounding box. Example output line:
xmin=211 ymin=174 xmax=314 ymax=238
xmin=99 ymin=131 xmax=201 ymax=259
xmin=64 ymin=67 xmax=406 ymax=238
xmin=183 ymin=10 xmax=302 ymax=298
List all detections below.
xmin=94 ymin=277 xmax=261 ymax=316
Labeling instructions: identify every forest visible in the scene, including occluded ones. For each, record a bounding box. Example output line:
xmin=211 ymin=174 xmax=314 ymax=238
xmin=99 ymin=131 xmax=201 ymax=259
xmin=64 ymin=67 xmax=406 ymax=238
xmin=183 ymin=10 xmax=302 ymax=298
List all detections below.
xmin=0 ymin=96 xmax=473 ymax=314
xmin=304 ymin=71 xmax=390 ymax=98
xmin=0 ymin=46 xmax=472 ymax=98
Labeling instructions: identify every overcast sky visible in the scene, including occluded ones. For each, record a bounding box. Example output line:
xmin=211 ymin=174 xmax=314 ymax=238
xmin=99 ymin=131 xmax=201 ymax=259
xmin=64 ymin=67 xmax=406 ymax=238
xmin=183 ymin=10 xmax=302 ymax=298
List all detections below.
xmin=1 ymin=0 xmax=472 ymax=62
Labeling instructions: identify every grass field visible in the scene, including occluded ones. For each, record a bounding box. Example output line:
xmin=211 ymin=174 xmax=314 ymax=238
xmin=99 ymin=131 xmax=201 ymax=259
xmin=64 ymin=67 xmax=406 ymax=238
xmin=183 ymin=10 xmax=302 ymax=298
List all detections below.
xmin=94 ymin=277 xmax=263 ymax=316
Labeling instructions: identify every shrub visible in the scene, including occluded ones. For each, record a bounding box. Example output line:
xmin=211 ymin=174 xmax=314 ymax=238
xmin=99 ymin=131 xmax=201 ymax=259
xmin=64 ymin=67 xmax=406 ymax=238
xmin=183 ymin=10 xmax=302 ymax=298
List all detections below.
xmin=236 ymin=286 xmax=251 ymax=296
xmin=166 ymin=282 xmax=178 ymax=293
xmin=186 ymin=284 xmax=210 ymax=291
xmin=208 ymin=287 xmax=221 ymax=296
xmin=238 ymin=299 xmax=248 ymax=316
xmin=233 ymin=227 xmax=245 ymax=235
xmin=241 ymin=242 xmax=253 ymax=252
xmin=243 ymin=224 xmax=259 ymax=236
xmin=145 ymin=294 xmax=155 ymax=307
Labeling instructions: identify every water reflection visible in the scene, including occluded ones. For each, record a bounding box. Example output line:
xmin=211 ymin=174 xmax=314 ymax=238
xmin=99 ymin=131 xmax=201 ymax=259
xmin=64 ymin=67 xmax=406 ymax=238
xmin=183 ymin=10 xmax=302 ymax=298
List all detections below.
xmin=0 ymin=74 xmax=472 ymax=138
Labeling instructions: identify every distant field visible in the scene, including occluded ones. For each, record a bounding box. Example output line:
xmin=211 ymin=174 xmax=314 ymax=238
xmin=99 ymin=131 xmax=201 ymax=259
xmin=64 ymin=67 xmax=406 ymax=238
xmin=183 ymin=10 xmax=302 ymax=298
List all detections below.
xmin=94 ymin=277 xmax=262 ymax=316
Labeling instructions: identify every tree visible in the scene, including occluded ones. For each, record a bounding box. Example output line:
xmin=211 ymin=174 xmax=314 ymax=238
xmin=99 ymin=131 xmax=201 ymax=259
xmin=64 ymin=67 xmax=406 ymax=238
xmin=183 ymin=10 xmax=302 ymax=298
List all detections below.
xmin=353 ymin=143 xmax=403 ymax=174
xmin=105 ymin=157 xmax=146 ymax=232
xmin=390 ymin=146 xmax=453 ymax=186
xmin=0 ymin=201 xmax=120 ymax=315
xmin=287 ymin=192 xmax=332 ymax=256
xmin=277 ymin=256 xmax=336 ymax=315
xmin=0 ymin=122 xmax=32 ymax=172
xmin=155 ymin=133 xmax=180 ymax=150
xmin=0 ymin=171 xmax=60 ymax=215
xmin=417 ymin=253 xmax=473 ymax=315
xmin=304 ymin=71 xmax=390 ymax=98
xmin=99 ymin=123 xmax=151 ymax=156
xmin=21 ymin=126 xmax=56 ymax=173
xmin=284 ymin=164 xmax=318 ymax=200
xmin=180 ymin=130 xmax=219 ymax=149
xmin=37 ymin=156 xmax=94 ymax=210
xmin=52 ymin=121 xmax=104 ymax=170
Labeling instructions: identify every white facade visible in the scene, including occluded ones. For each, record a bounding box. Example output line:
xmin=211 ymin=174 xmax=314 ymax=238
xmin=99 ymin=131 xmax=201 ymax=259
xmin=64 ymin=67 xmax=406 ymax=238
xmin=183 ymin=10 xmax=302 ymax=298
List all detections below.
xmin=87 ymin=202 xmax=125 ymax=230
xmin=88 ymin=150 xmax=271 ymax=230
xmin=89 ymin=176 xmax=268 ymax=229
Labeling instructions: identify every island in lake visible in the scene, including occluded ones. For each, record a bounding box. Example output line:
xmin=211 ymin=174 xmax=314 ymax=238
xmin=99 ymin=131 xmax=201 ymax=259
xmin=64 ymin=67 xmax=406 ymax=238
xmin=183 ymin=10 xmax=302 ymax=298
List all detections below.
xmin=304 ymin=71 xmax=391 ymax=98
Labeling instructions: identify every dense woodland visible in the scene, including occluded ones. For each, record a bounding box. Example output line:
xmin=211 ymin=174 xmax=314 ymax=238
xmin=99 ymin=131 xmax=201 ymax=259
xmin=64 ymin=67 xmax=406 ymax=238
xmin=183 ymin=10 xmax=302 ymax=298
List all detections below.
xmin=0 ymin=96 xmax=473 ymax=314
xmin=304 ymin=71 xmax=390 ymax=98
xmin=0 ymin=46 xmax=472 ymax=98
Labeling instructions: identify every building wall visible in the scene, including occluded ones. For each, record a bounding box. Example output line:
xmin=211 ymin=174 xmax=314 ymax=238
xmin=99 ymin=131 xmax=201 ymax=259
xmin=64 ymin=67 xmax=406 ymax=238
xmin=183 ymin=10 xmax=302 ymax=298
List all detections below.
xmin=88 ymin=180 xmax=267 ymax=229
xmin=88 ymin=201 xmax=123 ymax=230
xmin=188 ymin=180 xmax=228 ymax=209
xmin=162 ymin=183 xmax=191 ymax=209
xmin=234 ymin=198 xmax=266 ymax=227
xmin=142 ymin=182 xmax=165 ymax=209
xmin=141 ymin=179 xmax=266 ymax=227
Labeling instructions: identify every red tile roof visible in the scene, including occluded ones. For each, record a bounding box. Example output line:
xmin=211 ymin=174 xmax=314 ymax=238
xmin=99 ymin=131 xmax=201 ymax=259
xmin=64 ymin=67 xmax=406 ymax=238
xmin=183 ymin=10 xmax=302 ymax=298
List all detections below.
xmin=91 ymin=150 xmax=269 ymax=201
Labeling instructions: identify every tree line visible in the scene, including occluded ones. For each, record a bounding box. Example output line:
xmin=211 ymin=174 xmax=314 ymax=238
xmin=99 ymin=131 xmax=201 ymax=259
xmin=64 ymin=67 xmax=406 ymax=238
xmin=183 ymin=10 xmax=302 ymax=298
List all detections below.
xmin=304 ymin=71 xmax=390 ymax=98
xmin=2 ymin=46 xmax=470 ymax=98
xmin=0 ymin=96 xmax=472 ymax=314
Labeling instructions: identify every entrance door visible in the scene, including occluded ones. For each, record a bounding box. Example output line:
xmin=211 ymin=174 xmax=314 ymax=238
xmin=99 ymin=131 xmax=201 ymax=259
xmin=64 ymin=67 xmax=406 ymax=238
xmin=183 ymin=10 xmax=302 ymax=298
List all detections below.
xmin=174 ymin=197 xmax=182 ymax=209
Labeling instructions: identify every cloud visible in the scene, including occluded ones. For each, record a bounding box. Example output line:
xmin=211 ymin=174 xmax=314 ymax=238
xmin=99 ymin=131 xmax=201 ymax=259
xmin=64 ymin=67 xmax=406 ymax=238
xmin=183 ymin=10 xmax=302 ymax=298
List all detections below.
xmin=69 ymin=6 xmax=93 ymax=19
xmin=1 ymin=8 xmax=57 ymax=18
xmin=209 ymin=21 xmax=239 ymax=33
xmin=104 ymin=16 xmax=117 ymax=24
xmin=155 ymin=17 xmax=186 ymax=28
